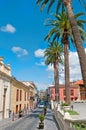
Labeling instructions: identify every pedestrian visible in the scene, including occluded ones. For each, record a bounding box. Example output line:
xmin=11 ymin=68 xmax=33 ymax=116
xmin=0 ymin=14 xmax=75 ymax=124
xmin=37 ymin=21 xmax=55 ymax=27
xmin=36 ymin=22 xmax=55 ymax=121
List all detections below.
xmin=71 ymin=105 xmax=73 ymax=110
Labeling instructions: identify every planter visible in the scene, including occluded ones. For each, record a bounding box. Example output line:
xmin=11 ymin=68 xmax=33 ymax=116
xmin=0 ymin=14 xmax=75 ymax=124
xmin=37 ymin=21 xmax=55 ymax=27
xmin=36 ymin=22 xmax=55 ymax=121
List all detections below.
xmin=39 ymin=122 xmax=44 ymax=129
xmin=19 ymin=110 xmax=23 ymax=118
xmin=39 ymin=114 xmax=45 ymax=129
xmin=19 ymin=113 xmax=22 ymax=118
xmin=63 ymin=106 xmax=71 ymax=111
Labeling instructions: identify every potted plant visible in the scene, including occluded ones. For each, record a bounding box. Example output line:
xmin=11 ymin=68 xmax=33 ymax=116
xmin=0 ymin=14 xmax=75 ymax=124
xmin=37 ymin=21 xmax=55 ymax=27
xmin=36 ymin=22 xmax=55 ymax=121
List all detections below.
xmin=19 ymin=110 xmax=23 ymax=118
xmin=61 ymin=102 xmax=71 ymax=111
xmin=39 ymin=114 xmax=45 ymax=129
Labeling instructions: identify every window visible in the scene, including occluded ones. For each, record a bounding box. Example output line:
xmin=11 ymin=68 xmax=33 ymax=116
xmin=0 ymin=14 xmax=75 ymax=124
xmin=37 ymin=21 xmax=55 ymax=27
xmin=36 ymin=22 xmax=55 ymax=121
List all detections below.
xmin=19 ymin=104 xmax=21 ymax=111
xmin=63 ymin=89 xmax=66 ymax=96
xmin=16 ymin=105 xmax=18 ymax=114
xmin=52 ymin=89 xmax=55 ymax=94
xmin=71 ymin=90 xmax=74 ymax=96
xmin=20 ymin=90 xmax=22 ymax=101
xmin=27 ymin=93 xmax=29 ymax=100
xmin=16 ymin=89 xmax=19 ymax=101
xmin=25 ymin=92 xmax=26 ymax=101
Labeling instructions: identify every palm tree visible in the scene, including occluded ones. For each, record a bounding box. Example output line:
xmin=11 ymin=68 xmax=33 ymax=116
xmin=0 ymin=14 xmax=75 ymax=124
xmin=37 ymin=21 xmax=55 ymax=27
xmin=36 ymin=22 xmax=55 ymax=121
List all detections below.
xmin=36 ymin=0 xmax=86 ymax=88
xmin=44 ymin=41 xmax=63 ymax=102
xmin=44 ymin=12 xmax=86 ymax=103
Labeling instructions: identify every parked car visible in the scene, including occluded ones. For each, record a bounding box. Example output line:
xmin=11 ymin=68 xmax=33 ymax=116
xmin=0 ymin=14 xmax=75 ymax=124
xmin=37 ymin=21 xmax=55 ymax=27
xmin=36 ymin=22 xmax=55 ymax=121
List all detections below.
xmin=38 ymin=101 xmax=44 ymax=108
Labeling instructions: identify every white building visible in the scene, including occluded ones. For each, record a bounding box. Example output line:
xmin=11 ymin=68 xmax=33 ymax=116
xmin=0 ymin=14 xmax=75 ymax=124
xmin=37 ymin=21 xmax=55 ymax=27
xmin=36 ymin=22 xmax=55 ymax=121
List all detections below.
xmin=0 ymin=57 xmax=12 ymax=120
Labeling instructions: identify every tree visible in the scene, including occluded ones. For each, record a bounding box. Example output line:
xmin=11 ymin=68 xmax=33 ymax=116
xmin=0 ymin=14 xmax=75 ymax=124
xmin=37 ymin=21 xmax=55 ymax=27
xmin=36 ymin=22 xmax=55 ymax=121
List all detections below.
xmin=36 ymin=0 xmax=86 ymax=88
xmin=44 ymin=41 xmax=63 ymax=102
xmin=44 ymin=12 xmax=86 ymax=103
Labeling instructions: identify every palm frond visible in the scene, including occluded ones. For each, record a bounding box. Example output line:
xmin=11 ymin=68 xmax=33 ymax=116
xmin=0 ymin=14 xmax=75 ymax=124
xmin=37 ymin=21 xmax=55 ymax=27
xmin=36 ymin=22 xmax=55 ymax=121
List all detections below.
xmin=52 ymin=33 xmax=60 ymax=41
xmin=56 ymin=0 xmax=63 ymax=14
xmin=36 ymin=0 xmax=43 ymax=5
xmin=44 ymin=27 xmax=58 ymax=41
xmin=74 ymin=12 xmax=85 ymax=18
xmin=82 ymin=0 xmax=86 ymax=9
xmin=79 ymin=27 xmax=86 ymax=42
xmin=44 ymin=41 xmax=63 ymax=66
xmin=47 ymin=0 xmax=55 ymax=13
xmin=40 ymin=0 xmax=49 ymax=11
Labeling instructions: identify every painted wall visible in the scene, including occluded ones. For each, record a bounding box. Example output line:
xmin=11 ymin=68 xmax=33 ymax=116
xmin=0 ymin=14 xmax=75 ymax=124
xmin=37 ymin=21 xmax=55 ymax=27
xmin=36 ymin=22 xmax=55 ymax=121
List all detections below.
xmin=10 ymin=78 xmax=29 ymax=115
xmin=48 ymin=85 xmax=78 ymax=102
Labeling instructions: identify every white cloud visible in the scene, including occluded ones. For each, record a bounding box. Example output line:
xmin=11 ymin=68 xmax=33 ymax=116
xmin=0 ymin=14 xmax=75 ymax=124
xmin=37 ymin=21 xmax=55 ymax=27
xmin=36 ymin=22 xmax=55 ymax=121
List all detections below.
xmin=34 ymin=49 xmax=45 ymax=57
xmin=69 ymin=51 xmax=82 ymax=81
xmin=48 ymin=73 xmax=54 ymax=79
xmin=34 ymin=48 xmax=86 ymax=85
xmin=59 ymin=51 xmax=83 ymax=83
xmin=0 ymin=24 xmax=16 ymax=33
xmin=12 ymin=46 xmax=28 ymax=57
xmin=35 ymin=82 xmax=49 ymax=90
xmin=46 ymin=64 xmax=54 ymax=71
xmin=36 ymin=61 xmax=45 ymax=66
xmin=46 ymin=49 xmax=86 ymax=84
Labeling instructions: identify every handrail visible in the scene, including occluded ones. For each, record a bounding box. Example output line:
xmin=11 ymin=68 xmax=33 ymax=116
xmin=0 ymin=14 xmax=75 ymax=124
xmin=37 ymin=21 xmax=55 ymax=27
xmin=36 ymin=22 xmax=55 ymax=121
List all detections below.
xmin=53 ymin=109 xmax=86 ymax=130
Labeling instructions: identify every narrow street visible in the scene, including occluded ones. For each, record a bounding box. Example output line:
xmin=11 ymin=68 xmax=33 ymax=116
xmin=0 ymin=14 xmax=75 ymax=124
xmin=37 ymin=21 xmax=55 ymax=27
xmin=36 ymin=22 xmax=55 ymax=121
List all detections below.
xmin=0 ymin=108 xmax=59 ymax=130
xmin=0 ymin=110 xmax=40 ymax=130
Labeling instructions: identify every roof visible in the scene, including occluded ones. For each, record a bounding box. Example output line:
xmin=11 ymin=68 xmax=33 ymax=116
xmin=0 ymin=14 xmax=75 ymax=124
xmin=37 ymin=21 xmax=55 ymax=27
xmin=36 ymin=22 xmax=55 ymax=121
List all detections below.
xmin=48 ymin=84 xmax=78 ymax=88
xmin=71 ymin=80 xmax=84 ymax=85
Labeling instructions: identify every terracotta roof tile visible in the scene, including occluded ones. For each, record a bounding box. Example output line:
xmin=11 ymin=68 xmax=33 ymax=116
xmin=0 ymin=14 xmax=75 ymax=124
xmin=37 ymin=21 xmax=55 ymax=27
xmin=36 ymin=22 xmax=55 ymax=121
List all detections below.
xmin=71 ymin=80 xmax=83 ymax=85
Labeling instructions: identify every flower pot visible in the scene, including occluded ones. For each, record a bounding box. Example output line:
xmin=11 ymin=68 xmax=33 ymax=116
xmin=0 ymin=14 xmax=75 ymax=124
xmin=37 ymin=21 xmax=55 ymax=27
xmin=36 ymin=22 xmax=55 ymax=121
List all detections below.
xmin=39 ymin=122 xmax=44 ymax=129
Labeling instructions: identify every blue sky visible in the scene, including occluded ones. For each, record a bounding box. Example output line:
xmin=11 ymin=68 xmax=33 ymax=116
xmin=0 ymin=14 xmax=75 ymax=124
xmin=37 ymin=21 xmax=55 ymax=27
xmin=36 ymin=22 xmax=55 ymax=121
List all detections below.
xmin=0 ymin=0 xmax=86 ymax=90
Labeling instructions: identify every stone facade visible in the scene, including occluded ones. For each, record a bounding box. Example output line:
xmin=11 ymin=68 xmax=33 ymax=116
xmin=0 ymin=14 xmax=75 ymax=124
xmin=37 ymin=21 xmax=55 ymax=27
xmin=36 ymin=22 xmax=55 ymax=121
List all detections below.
xmin=0 ymin=57 xmax=12 ymax=120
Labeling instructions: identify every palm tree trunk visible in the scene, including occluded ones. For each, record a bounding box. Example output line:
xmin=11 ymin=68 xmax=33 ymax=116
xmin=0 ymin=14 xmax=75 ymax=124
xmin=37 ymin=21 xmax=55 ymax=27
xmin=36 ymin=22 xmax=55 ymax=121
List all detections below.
xmin=65 ymin=2 xmax=86 ymax=87
xmin=54 ymin=58 xmax=59 ymax=103
xmin=64 ymin=43 xmax=70 ymax=103
xmin=62 ymin=29 xmax=70 ymax=103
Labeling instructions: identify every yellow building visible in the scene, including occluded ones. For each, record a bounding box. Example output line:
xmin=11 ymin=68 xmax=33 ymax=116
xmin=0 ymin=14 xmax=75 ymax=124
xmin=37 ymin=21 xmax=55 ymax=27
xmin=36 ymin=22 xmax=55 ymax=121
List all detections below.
xmin=22 ymin=81 xmax=35 ymax=110
xmin=10 ymin=77 xmax=29 ymax=114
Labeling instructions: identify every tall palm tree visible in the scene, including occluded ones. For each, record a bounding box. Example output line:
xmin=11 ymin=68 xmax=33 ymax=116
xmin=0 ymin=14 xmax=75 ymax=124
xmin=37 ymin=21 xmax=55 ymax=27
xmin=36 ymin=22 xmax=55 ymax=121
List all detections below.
xmin=44 ymin=12 xmax=86 ymax=103
xmin=44 ymin=41 xmax=63 ymax=102
xmin=36 ymin=0 xmax=86 ymax=88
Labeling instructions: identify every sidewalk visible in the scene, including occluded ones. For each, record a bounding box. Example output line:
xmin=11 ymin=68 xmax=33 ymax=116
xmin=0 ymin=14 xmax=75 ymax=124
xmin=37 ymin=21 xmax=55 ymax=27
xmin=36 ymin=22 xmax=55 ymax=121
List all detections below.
xmin=0 ymin=118 xmax=12 ymax=129
xmin=0 ymin=115 xmax=27 ymax=129
xmin=0 ymin=110 xmax=33 ymax=129
xmin=44 ymin=109 xmax=60 ymax=130
xmin=70 ymin=102 xmax=86 ymax=120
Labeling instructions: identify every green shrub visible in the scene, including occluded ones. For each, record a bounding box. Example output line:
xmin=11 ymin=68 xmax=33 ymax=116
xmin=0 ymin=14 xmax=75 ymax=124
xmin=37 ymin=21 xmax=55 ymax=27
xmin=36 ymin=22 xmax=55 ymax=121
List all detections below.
xmin=44 ymin=106 xmax=47 ymax=110
xmin=81 ymin=124 xmax=85 ymax=128
xmin=64 ymin=110 xmax=79 ymax=115
xmin=61 ymin=102 xmax=70 ymax=106
xmin=19 ymin=110 xmax=22 ymax=113
xmin=39 ymin=114 xmax=45 ymax=123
